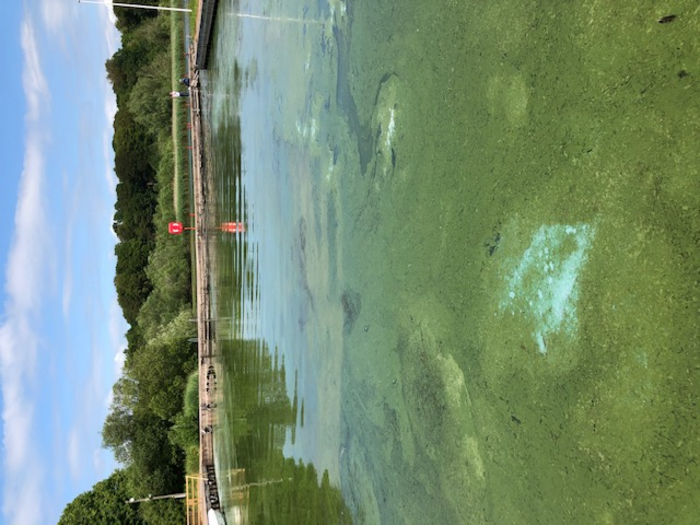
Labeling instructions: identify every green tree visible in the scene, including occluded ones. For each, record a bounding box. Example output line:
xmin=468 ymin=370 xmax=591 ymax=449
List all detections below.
xmin=138 ymin=499 xmax=185 ymax=525
xmin=129 ymin=324 xmax=196 ymax=421
xmin=168 ymin=371 xmax=200 ymax=451
xmin=106 ymin=43 xmax=151 ymax=96
xmin=114 ymin=239 xmax=154 ymax=325
xmin=113 ymin=0 xmax=157 ymax=33
xmin=113 ymin=107 xmax=157 ymax=181
xmin=127 ymin=413 xmax=184 ymax=496
xmin=102 ymin=375 xmax=139 ymax=464
xmin=98 ymin=8 xmax=197 ymax=521
xmin=114 ymin=187 xmax=157 ymax=242
xmin=58 ymin=470 xmax=145 ymax=525
xmin=127 ymin=52 xmax=172 ymax=137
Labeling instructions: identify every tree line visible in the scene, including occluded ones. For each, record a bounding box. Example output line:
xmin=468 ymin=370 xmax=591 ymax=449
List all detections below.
xmin=60 ymin=2 xmax=354 ymax=522
xmin=60 ymin=3 xmax=195 ymax=524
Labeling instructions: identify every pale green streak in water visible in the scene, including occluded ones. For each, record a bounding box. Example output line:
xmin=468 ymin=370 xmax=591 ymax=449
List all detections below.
xmin=206 ymin=0 xmax=700 ymax=523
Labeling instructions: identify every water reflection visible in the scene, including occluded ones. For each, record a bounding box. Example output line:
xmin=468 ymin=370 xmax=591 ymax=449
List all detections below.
xmin=202 ymin=37 xmax=351 ymax=520
xmin=214 ymin=337 xmax=350 ymax=523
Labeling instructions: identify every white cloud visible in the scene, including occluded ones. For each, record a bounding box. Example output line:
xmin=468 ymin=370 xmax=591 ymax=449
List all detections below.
xmin=67 ymin=430 xmax=81 ymax=480
xmin=40 ymin=0 xmax=71 ymax=38
xmin=4 ymin=470 xmax=43 ymax=525
xmin=1 ymin=19 xmax=52 ymax=525
xmin=62 ymin=234 xmax=73 ymax=318
xmin=39 ymin=0 xmax=120 ymax=53
xmin=2 ymin=4 xmax=121 ymax=524
xmin=109 ymin=299 xmax=128 ymax=376
xmin=92 ymin=447 xmax=106 ymax=474
xmin=0 ymin=322 xmax=38 ymax=474
xmin=100 ymin=2 xmax=121 ymax=55
xmin=20 ymin=20 xmax=49 ymax=123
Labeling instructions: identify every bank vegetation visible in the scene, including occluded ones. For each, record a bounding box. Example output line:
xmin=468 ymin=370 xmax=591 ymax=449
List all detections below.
xmin=59 ymin=2 xmax=198 ymax=524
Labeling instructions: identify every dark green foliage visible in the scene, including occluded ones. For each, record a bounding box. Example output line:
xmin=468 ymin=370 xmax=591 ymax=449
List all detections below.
xmin=102 ymin=398 xmax=185 ymax=494
xmin=169 ymin=371 xmax=200 ymax=450
xmin=126 ymin=412 xmax=185 ymax=496
xmin=111 ymin=103 xmax=158 ymax=326
xmin=109 ymin=14 xmax=172 ymax=329
xmin=138 ymin=499 xmax=185 ymax=525
xmin=113 ymin=0 xmax=158 ymax=33
xmin=102 ymin=311 xmax=196 ymax=501
xmin=130 ymin=317 xmax=197 ymax=421
xmin=138 ymin=245 xmax=192 ymax=339
xmin=125 ymin=325 xmax=144 ymax=355
xmin=114 ymin=183 xmax=157 ymax=240
xmin=106 ymin=44 xmax=151 ymax=96
xmin=115 ymin=239 xmax=153 ymax=325
xmin=112 ymin=108 xmax=157 ymax=182
xmin=127 ymin=52 xmax=173 ymax=137
xmin=58 ymin=470 xmax=145 ymax=525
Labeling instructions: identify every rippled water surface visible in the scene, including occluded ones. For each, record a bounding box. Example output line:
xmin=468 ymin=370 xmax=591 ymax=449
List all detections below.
xmin=201 ymin=1 xmax=700 ymax=522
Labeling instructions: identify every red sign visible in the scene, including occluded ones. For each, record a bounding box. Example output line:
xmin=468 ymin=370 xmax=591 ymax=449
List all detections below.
xmin=221 ymin=222 xmax=245 ymax=233
xmin=168 ymin=222 xmax=184 ymax=235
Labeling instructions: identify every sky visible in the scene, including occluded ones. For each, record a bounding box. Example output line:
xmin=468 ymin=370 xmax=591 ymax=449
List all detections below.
xmin=0 ymin=1 xmax=126 ymax=523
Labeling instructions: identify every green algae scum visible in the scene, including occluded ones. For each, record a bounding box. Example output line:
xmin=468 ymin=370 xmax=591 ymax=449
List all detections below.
xmin=201 ymin=0 xmax=700 ymax=522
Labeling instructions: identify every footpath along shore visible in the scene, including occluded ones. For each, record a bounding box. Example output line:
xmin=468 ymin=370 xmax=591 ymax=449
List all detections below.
xmin=186 ymin=0 xmax=229 ymax=521
xmin=187 ymin=20 xmax=223 ymax=525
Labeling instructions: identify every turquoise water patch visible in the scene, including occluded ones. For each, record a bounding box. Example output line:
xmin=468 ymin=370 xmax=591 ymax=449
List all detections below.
xmin=499 ymin=223 xmax=596 ymax=355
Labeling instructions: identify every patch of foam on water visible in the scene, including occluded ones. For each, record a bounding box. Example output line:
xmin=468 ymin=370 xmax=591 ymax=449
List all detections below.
xmin=500 ymin=223 xmax=596 ymax=355
xmin=295 ymin=118 xmax=318 ymax=142
xmin=329 ymin=0 xmax=347 ymax=20
xmin=326 ymin=157 xmax=334 ymax=181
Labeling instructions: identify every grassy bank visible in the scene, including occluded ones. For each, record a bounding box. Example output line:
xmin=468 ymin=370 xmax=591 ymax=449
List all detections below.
xmin=170 ymin=7 xmax=190 ymax=222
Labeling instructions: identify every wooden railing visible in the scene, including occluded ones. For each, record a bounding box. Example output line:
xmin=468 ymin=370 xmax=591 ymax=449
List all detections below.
xmin=185 ymin=475 xmax=205 ymax=525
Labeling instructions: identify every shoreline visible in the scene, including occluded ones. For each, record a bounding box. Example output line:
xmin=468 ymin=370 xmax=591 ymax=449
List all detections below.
xmin=187 ymin=46 xmax=222 ymax=523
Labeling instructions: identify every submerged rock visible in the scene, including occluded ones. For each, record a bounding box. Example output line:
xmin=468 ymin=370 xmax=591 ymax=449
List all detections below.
xmin=341 ymin=290 xmax=362 ymax=334
xmin=369 ymin=74 xmax=401 ymax=180
xmin=396 ymin=295 xmax=488 ymax=521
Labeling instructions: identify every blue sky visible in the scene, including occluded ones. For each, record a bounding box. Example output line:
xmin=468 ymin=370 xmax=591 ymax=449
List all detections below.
xmin=0 ymin=1 xmax=125 ymax=523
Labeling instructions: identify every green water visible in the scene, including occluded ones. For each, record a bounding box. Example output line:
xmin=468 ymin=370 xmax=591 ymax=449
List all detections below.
xmin=203 ymin=0 xmax=700 ymax=522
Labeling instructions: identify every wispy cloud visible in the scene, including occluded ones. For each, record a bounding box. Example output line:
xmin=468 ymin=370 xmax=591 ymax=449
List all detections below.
xmin=0 ymin=18 xmax=52 ymax=525
xmin=39 ymin=0 xmax=71 ymax=40
xmin=20 ymin=21 xmax=49 ymax=123
xmin=67 ymin=429 xmax=81 ymax=479
xmin=2 ymin=1 xmax=122 ymax=522
xmin=61 ymin=229 xmax=74 ymax=318
xmin=100 ymin=2 xmax=121 ymax=55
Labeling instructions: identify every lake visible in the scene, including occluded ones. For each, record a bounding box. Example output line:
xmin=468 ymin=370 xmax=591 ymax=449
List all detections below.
xmin=200 ymin=0 xmax=700 ymax=522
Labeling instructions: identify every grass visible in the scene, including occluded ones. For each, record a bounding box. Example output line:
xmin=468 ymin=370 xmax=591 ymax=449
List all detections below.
xmin=183 ymin=371 xmax=201 ymax=474
xmin=170 ymin=1 xmax=200 ymax=476
xmin=170 ymin=4 xmax=191 ymax=223
xmin=168 ymin=2 xmax=198 ymax=308
xmin=188 ymin=0 xmax=198 ymax=36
